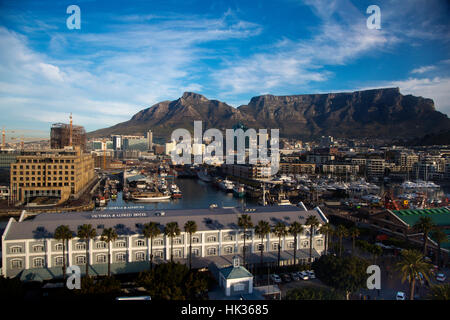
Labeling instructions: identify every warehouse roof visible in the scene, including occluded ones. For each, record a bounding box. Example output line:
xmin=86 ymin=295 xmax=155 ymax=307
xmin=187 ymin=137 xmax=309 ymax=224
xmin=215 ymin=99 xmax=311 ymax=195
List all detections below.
xmin=392 ymin=207 xmax=450 ymax=227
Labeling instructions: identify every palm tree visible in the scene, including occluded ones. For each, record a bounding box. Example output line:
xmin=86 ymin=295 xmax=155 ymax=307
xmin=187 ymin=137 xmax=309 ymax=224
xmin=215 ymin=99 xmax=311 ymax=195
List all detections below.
xmin=431 ymin=228 xmax=448 ymax=268
xmin=319 ymin=223 xmax=333 ymax=255
xmin=273 ymin=222 xmax=288 ymax=267
xmin=254 ymin=220 xmax=271 ymax=268
xmin=142 ymin=222 xmax=161 ymax=270
xmin=101 ymin=228 xmax=118 ymax=277
xmin=289 ymin=222 xmax=304 ymax=266
xmin=335 ymin=225 xmax=348 ymax=257
xmin=428 ymin=284 xmax=450 ymax=300
xmin=305 ymin=215 xmax=320 ymax=263
xmin=396 ymin=249 xmax=431 ymax=300
xmin=237 ymin=214 xmax=253 ymax=267
xmin=184 ymin=220 xmax=198 ymax=270
xmin=164 ymin=222 xmax=181 ymax=262
xmin=77 ymin=224 xmax=96 ymax=278
xmin=349 ymin=226 xmax=360 ymax=255
xmin=413 ymin=216 xmax=435 ymax=256
xmin=54 ymin=225 xmax=73 ymax=281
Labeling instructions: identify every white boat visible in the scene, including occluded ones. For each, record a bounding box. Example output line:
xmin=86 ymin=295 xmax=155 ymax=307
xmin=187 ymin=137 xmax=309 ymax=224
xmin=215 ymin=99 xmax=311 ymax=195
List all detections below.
xmin=219 ymin=179 xmax=234 ymax=192
xmin=131 ymin=192 xmax=171 ymax=202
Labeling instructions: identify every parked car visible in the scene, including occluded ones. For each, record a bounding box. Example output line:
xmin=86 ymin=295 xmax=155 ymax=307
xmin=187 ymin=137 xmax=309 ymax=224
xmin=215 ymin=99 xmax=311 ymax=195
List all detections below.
xmin=270 ymin=274 xmax=282 ymax=283
xmin=306 ymin=270 xmax=316 ymax=279
xmin=281 ymin=273 xmax=292 ymax=283
xmin=290 ymin=272 xmax=300 ymax=281
xmin=436 ymin=273 xmax=447 ymax=282
xmin=299 ymin=271 xmax=309 ymax=280
xmin=396 ymin=291 xmax=406 ymax=300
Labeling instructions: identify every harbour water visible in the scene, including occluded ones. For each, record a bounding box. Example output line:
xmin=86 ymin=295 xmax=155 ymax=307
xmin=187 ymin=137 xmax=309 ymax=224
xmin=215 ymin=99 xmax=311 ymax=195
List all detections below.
xmin=103 ymin=178 xmax=258 ymax=210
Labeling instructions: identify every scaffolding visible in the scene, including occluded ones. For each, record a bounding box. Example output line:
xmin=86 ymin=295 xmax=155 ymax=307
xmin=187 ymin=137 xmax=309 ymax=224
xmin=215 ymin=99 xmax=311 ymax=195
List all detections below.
xmin=50 ymin=123 xmax=87 ymax=151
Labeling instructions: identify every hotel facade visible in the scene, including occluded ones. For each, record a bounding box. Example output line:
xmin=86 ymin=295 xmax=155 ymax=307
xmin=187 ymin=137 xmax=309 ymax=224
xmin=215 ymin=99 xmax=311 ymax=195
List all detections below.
xmin=2 ymin=205 xmax=328 ymax=280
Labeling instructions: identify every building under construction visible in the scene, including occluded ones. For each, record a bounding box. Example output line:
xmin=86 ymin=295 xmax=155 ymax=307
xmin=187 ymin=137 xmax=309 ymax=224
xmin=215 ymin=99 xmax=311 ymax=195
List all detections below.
xmin=50 ymin=123 xmax=87 ymax=151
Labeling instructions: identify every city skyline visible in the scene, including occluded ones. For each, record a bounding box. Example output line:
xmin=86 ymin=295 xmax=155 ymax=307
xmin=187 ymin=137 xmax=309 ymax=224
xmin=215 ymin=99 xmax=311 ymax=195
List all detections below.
xmin=0 ymin=0 xmax=449 ymax=137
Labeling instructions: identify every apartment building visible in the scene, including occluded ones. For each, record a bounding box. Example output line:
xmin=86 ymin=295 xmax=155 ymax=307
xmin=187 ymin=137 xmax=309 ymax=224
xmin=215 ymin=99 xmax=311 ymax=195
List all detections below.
xmin=9 ymin=146 xmax=95 ymax=204
xmin=2 ymin=206 xmax=328 ymax=279
xmin=279 ymin=162 xmax=316 ymax=175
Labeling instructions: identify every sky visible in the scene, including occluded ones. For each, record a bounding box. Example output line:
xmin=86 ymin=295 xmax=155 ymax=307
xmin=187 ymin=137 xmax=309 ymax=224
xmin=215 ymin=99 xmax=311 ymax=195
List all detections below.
xmin=0 ymin=0 xmax=449 ymax=139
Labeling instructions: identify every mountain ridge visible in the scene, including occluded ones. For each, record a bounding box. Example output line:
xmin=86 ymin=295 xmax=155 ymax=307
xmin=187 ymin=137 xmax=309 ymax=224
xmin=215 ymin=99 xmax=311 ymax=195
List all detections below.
xmin=88 ymin=88 xmax=450 ymax=141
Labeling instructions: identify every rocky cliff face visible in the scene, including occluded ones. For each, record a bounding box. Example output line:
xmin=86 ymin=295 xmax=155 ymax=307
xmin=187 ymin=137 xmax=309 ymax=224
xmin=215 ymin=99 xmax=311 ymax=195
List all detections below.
xmin=88 ymin=88 xmax=450 ymax=140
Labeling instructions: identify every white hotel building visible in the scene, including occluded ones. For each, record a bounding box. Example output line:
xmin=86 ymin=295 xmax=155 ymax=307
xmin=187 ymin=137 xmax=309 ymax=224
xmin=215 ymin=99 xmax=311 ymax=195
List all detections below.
xmin=1 ymin=205 xmax=328 ymax=281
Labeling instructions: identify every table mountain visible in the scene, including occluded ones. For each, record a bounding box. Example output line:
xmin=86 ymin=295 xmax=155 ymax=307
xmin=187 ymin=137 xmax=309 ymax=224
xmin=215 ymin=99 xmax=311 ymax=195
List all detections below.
xmin=88 ymin=88 xmax=450 ymax=140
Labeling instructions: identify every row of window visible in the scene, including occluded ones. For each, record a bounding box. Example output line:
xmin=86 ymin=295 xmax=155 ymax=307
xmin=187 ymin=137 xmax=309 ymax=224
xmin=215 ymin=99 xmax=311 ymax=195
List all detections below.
xmin=10 ymin=237 xmax=324 ymax=254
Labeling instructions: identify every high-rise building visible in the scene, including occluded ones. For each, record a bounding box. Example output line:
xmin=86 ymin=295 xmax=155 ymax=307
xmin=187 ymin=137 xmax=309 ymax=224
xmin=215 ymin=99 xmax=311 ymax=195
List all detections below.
xmin=50 ymin=123 xmax=87 ymax=151
xmin=147 ymin=130 xmax=153 ymax=151
xmin=9 ymin=146 xmax=95 ymax=205
xmin=112 ymin=135 xmax=122 ymax=150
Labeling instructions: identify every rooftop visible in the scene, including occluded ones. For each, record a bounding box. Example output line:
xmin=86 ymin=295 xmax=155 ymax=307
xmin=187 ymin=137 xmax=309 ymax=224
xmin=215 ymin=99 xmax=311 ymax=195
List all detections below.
xmin=392 ymin=207 xmax=450 ymax=227
xmin=219 ymin=265 xmax=252 ymax=279
xmin=3 ymin=205 xmax=328 ymax=241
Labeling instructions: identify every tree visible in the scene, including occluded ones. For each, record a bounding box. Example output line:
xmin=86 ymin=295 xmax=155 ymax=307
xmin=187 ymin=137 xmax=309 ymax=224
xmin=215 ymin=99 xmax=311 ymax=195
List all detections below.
xmin=428 ymin=284 xmax=450 ymax=300
xmin=254 ymin=220 xmax=271 ymax=268
xmin=237 ymin=214 xmax=253 ymax=267
xmin=77 ymin=224 xmax=96 ymax=278
xmin=319 ymin=223 xmax=333 ymax=255
xmin=413 ymin=216 xmax=435 ymax=256
xmin=289 ymin=222 xmax=304 ymax=266
xmin=273 ymin=222 xmax=288 ymax=267
xmin=335 ymin=225 xmax=348 ymax=257
xmin=430 ymin=228 xmax=448 ymax=268
xmin=349 ymin=227 xmax=360 ymax=255
xmin=312 ymin=254 xmax=369 ymax=300
xmin=184 ymin=220 xmax=198 ymax=270
xmin=305 ymin=215 xmax=320 ymax=263
xmin=396 ymin=249 xmax=431 ymax=300
xmin=164 ymin=222 xmax=181 ymax=263
xmin=54 ymin=225 xmax=73 ymax=281
xmin=101 ymin=228 xmax=118 ymax=277
xmin=143 ymin=222 xmax=161 ymax=270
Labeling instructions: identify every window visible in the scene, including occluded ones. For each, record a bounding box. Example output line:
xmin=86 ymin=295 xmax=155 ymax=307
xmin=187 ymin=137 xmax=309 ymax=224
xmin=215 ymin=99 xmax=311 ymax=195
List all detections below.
xmin=173 ymin=238 xmax=182 ymax=245
xmin=136 ymin=252 xmax=146 ymax=261
xmin=224 ymin=246 xmax=234 ymax=254
xmin=257 ymin=243 xmax=265 ymax=251
xmin=115 ymin=241 xmax=126 ymax=248
xmin=287 ymin=242 xmax=295 ymax=249
xmin=33 ymin=258 xmax=45 ymax=268
xmin=116 ymin=253 xmax=126 ymax=262
xmin=55 ymin=243 xmax=63 ymax=251
xmin=96 ymin=241 xmax=107 ymax=249
xmin=11 ymin=259 xmax=23 ymax=269
xmin=207 ymin=247 xmax=217 ymax=256
xmin=96 ymin=254 xmax=107 ymax=263
xmin=76 ymin=256 xmax=86 ymax=265
xmin=136 ymin=240 xmax=145 ymax=247
xmin=206 ymin=235 xmax=217 ymax=243
xmin=10 ymin=246 xmax=22 ymax=254
xmin=173 ymin=249 xmax=182 ymax=258
xmin=272 ymin=243 xmax=279 ymax=250
xmin=55 ymin=256 xmax=64 ymax=266
xmin=155 ymin=251 xmax=164 ymax=258
xmin=76 ymin=243 xmax=86 ymax=251
xmin=316 ymin=239 xmax=324 ymax=247
xmin=233 ymin=283 xmax=245 ymax=292
xmin=192 ymin=237 xmax=200 ymax=243
xmin=301 ymin=241 xmax=309 ymax=248
xmin=192 ymin=248 xmax=200 ymax=256
xmin=223 ymin=234 xmax=234 ymax=241
xmin=154 ymin=239 xmax=163 ymax=246
xmin=33 ymin=245 xmax=44 ymax=252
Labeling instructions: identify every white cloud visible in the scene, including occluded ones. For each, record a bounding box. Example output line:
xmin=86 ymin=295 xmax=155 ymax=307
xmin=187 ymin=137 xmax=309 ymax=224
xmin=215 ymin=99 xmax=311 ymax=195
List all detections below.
xmin=411 ymin=65 xmax=436 ymax=74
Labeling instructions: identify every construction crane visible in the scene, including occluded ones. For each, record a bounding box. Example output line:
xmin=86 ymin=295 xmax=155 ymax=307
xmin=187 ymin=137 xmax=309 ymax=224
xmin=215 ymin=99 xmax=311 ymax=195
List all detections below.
xmin=69 ymin=113 xmax=73 ymax=147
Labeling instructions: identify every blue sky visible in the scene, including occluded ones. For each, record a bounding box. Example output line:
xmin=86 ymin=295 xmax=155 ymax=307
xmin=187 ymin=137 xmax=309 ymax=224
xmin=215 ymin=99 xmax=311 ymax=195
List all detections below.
xmin=0 ymin=0 xmax=449 ymax=139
